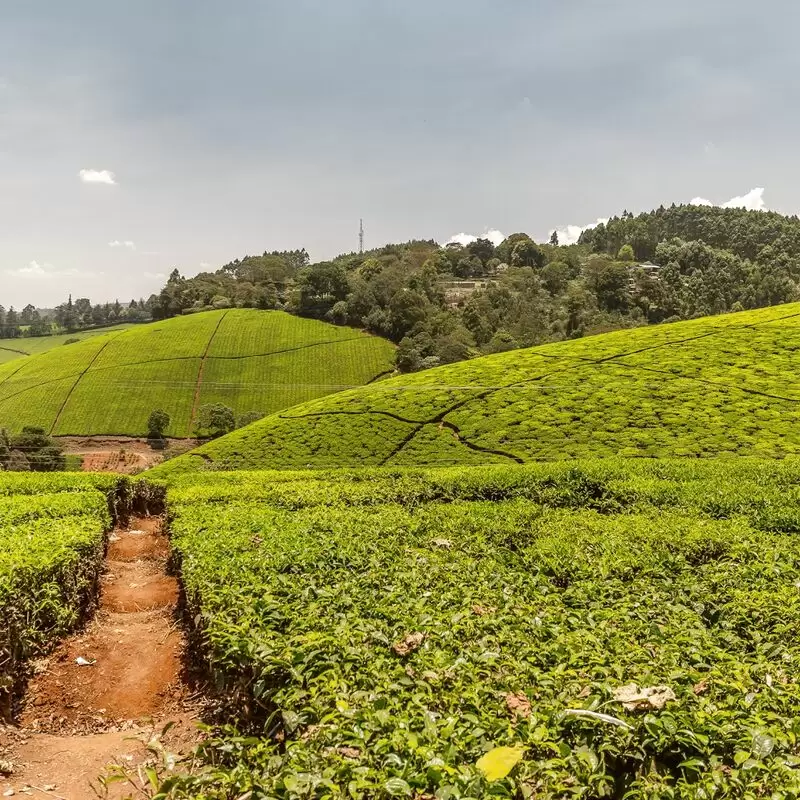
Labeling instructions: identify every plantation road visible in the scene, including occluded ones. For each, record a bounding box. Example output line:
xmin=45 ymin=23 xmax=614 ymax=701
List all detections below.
xmin=1 ymin=516 xmax=200 ymax=798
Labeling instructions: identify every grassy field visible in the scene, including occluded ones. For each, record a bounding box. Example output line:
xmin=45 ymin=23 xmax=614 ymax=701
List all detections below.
xmin=0 ymin=473 xmax=127 ymax=717
xmin=158 ymin=459 xmax=800 ymax=797
xmin=151 ymin=302 xmax=800 ymax=476
xmin=0 ymin=310 xmax=395 ymax=437
xmin=0 ymin=324 xmax=136 ymax=366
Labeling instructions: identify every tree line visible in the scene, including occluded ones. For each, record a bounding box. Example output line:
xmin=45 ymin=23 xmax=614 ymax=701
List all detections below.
xmin=150 ymin=204 xmax=800 ymax=371
xmin=0 ymin=296 xmax=155 ymax=339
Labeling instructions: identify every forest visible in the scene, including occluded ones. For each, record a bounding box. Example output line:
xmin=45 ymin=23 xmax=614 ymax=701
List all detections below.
xmin=150 ymin=204 xmax=800 ymax=371
xmin=7 ymin=204 xmax=800 ymax=370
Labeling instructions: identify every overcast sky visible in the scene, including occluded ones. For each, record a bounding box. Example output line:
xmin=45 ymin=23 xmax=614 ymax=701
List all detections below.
xmin=2 ymin=1 xmax=798 ymax=307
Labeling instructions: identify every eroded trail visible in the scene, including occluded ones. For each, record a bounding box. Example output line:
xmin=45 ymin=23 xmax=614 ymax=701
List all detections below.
xmin=1 ymin=518 xmax=199 ymax=799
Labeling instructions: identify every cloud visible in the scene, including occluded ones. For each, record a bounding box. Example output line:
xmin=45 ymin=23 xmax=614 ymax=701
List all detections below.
xmin=691 ymin=188 xmax=766 ymax=211
xmin=199 ymin=261 xmax=212 ymax=268
xmin=79 ymin=168 xmax=117 ymax=185
xmin=108 ymin=240 xmax=136 ymax=250
xmin=143 ymin=271 xmax=166 ymax=280
xmin=5 ymin=260 xmax=94 ymax=278
xmin=550 ymin=218 xmax=609 ymax=247
xmin=446 ymin=228 xmax=505 ymax=247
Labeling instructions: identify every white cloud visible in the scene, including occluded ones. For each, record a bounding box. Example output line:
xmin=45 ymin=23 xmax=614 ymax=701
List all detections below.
xmin=79 ymin=168 xmax=117 ymax=185
xmin=199 ymin=261 xmax=212 ymax=268
xmin=108 ymin=240 xmax=136 ymax=250
xmin=144 ymin=271 xmax=166 ymax=280
xmin=5 ymin=260 xmax=94 ymax=278
xmin=446 ymin=228 xmax=505 ymax=247
xmin=550 ymin=218 xmax=609 ymax=247
xmin=691 ymin=187 xmax=766 ymax=211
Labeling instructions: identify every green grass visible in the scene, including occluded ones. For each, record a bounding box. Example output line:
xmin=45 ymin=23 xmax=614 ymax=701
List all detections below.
xmin=0 ymin=324 xmax=136 ymax=365
xmin=149 ymin=303 xmax=800 ymax=477
xmin=0 ymin=310 xmax=395 ymax=437
xmin=161 ymin=459 xmax=800 ymax=797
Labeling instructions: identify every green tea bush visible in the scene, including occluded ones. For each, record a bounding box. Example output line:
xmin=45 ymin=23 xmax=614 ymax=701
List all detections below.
xmin=163 ymin=460 xmax=800 ymax=797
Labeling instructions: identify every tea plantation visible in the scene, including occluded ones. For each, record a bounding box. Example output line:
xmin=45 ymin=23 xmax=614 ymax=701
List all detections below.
xmin=0 ymin=310 xmax=394 ymax=437
xmin=156 ymin=460 xmax=800 ymax=797
xmin=0 ymin=473 xmax=132 ymax=717
xmin=151 ymin=302 xmax=800 ymax=476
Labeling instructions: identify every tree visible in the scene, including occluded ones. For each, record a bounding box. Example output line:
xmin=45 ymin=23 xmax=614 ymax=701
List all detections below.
xmin=9 ymin=427 xmax=65 ymax=471
xmin=549 ymin=230 xmax=559 ymax=246
xmin=511 ymin=239 xmax=545 ymax=269
xmin=147 ymin=409 xmax=171 ymax=438
xmin=617 ymin=244 xmax=635 ymax=262
xmin=237 ymin=411 xmax=266 ymax=429
xmin=196 ymin=404 xmax=236 ymax=438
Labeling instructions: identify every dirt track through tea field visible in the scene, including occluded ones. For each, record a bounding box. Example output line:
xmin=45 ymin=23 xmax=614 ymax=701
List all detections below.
xmin=0 ymin=518 xmax=199 ymax=799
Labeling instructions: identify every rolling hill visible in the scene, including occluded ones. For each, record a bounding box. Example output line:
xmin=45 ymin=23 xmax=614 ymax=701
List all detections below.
xmin=149 ymin=302 xmax=800 ymax=476
xmin=0 ymin=324 xmax=136 ymax=366
xmin=0 ymin=310 xmax=395 ymax=437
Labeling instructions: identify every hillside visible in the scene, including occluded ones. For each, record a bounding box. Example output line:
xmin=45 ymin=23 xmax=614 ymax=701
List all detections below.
xmin=150 ymin=302 xmax=800 ymax=476
xmin=0 ymin=310 xmax=394 ymax=437
xmin=0 ymin=324 xmax=136 ymax=366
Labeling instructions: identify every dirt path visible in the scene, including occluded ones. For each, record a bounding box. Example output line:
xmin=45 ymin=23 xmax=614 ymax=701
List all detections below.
xmin=0 ymin=518 xmax=199 ymax=799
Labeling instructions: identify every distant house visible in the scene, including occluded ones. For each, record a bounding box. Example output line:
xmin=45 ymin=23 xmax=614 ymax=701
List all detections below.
xmin=440 ymin=279 xmax=496 ymax=308
xmin=628 ymin=262 xmax=661 ymax=291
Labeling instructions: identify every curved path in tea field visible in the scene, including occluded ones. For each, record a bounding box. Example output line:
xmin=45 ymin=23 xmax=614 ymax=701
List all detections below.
xmin=1 ymin=517 xmax=199 ymax=799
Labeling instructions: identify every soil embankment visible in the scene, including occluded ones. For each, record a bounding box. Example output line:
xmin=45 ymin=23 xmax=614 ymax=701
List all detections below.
xmin=0 ymin=517 xmax=199 ymax=799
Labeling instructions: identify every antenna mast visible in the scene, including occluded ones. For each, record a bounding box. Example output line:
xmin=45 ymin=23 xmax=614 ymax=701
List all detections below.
xmin=359 ymin=219 xmax=364 ymax=255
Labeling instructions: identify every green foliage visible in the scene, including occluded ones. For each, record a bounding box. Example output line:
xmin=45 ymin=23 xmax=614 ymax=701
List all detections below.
xmin=149 ymin=302 xmax=800 ymax=477
xmin=0 ymin=473 xmax=127 ymax=718
xmin=161 ymin=459 xmax=800 ymax=796
xmin=147 ymin=409 xmax=171 ymax=438
xmin=0 ymin=309 xmax=395 ymax=437
xmin=195 ymin=404 xmax=236 ymax=439
xmin=0 ymin=426 xmax=66 ymax=472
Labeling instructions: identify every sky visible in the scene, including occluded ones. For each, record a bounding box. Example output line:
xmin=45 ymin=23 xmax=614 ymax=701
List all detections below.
xmin=2 ymin=0 xmax=799 ymax=308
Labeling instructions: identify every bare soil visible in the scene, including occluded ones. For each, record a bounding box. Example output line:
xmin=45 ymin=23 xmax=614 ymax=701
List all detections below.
xmin=55 ymin=437 xmax=200 ymax=474
xmin=0 ymin=517 xmax=201 ymax=799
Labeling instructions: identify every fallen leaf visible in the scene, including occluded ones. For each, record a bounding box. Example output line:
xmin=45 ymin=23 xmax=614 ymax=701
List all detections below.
xmin=693 ymin=679 xmax=709 ymax=695
xmin=476 ymin=746 xmax=525 ymax=781
xmin=392 ymin=632 xmax=425 ymax=657
xmin=577 ymin=685 xmax=591 ymax=699
xmin=337 ymin=746 xmax=361 ymax=759
xmin=471 ymin=604 xmax=496 ymax=616
xmin=431 ymin=538 xmax=452 ymax=549
xmin=612 ymin=684 xmax=676 ymax=711
xmin=504 ymin=692 xmax=531 ymax=719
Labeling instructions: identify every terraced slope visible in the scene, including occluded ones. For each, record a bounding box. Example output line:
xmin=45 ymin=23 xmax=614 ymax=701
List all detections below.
xmin=0 ymin=310 xmax=394 ymax=437
xmin=150 ymin=303 xmax=800 ymax=476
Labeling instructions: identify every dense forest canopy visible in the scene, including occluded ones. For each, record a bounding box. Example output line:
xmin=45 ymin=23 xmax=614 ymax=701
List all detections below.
xmin=6 ymin=204 xmax=800 ymax=372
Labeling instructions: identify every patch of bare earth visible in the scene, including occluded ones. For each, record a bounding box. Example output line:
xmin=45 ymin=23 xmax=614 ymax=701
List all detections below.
xmin=0 ymin=517 xmax=202 ymax=799
xmin=55 ymin=437 xmax=200 ymax=474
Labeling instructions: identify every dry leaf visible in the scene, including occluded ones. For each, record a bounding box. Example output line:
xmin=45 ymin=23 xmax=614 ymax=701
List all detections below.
xmin=471 ymin=604 xmax=496 ymax=616
xmin=504 ymin=692 xmax=531 ymax=719
xmin=337 ymin=746 xmax=361 ymax=759
xmin=693 ymin=679 xmax=709 ymax=695
xmin=577 ymin=685 xmax=591 ymax=699
xmin=612 ymin=683 xmax=676 ymax=711
xmin=392 ymin=632 xmax=425 ymax=657
xmin=431 ymin=538 xmax=452 ymax=548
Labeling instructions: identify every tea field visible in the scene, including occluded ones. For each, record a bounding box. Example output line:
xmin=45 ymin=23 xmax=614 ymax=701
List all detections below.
xmin=0 ymin=324 xmax=136 ymax=366
xmin=0 ymin=473 xmax=128 ymax=717
xmin=151 ymin=303 xmax=800 ymax=476
xmin=159 ymin=459 xmax=800 ymax=797
xmin=0 ymin=310 xmax=394 ymax=437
